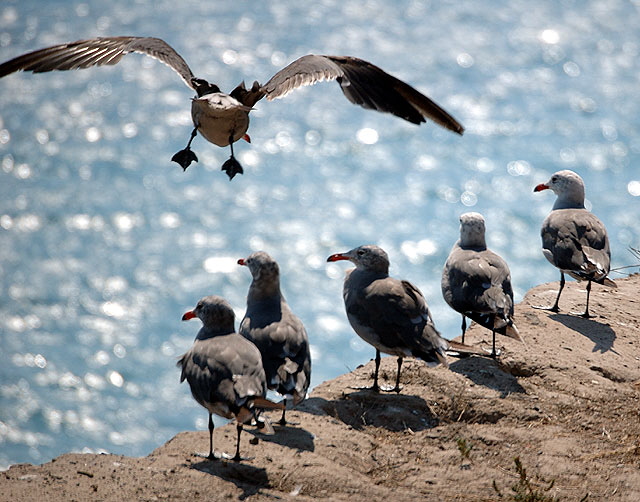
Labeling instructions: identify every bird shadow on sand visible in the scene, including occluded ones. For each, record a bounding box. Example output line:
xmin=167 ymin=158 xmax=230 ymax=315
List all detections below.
xmin=298 ymin=393 xmax=438 ymax=433
xmin=549 ymin=313 xmax=617 ymax=354
xmin=190 ymin=458 xmax=269 ymax=500
xmin=449 ymin=356 xmax=527 ymax=398
xmin=247 ymin=423 xmax=316 ymax=453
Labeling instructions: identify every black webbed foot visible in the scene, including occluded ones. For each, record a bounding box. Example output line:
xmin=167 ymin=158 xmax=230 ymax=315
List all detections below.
xmin=171 ymin=148 xmax=198 ymax=171
xmin=221 ymin=156 xmax=244 ymax=180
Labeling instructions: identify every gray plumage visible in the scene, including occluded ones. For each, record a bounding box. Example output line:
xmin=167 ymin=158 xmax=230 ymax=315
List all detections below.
xmin=327 ymin=245 xmax=448 ymax=392
xmin=177 ymin=295 xmax=280 ymax=461
xmin=0 ymin=36 xmax=196 ymax=87
xmin=238 ymin=251 xmax=311 ymax=424
xmin=260 ymin=54 xmax=464 ymax=132
xmin=442 ymin=212 xmax=521 ymax=357
xmin=0 ymin=36 xmax=464 ymax=178
xmin=534 ymin=170 xmax=616 ymax=317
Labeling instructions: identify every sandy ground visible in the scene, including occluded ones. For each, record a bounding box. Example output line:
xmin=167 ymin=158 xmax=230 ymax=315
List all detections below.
xmin=2 ymin=274 xmax=639 ymax=501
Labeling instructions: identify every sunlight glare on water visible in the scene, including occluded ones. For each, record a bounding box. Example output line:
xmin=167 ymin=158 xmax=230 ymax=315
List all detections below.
xmin=0 ymin=0 xmax=639 ymax=469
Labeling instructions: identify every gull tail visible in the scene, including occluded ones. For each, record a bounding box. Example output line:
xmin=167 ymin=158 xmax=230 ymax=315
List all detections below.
xmin=504 ymin=323 xmax=524 ymax=343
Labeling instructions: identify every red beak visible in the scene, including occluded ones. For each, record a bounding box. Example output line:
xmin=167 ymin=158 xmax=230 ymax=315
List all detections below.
xmin=182 ymin=310 xmax=197 ymax=321
xmin=327 ymin=253 xmax=350 ymax=262
xmin=237 ymin=258 xmax=246 ymax=266
xmin=242 ymin=134 xmax=251 ymax=143
xmin=534 ymin=183 xmax=549 ymax=192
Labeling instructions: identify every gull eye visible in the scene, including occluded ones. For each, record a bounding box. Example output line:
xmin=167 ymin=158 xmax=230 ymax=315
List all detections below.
xmin=356 ymin=249 xmax=365 ymax=256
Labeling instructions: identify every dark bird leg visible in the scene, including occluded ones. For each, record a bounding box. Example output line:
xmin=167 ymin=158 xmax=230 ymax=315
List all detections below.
xmin=171 ymin=127 xmax=199 ymax=171
xmin=221 ymin=135 xmax=244 ymax=180
xmin=232 ymin=423 xmax=243 ymax=462
xmin=393 ymin=357 xmax=403 ymax=393
xmin=350 ymin=349 xmax=383 ymax=392
xmin=461 ymin=315 xmax=467 ymax=344
xmin=207 ymin=412 xmax=215 ymax=460
xmin=533 ymin=272 xmax=565 ymax=312
xmin=375 ymin=353 xmax=402 ymax=393
xmin=372 ymin=349 xmax=381 ymax=392
xmin=551 ymin=272 xmax=566 ymax=312
xmin=491 ymin=326 xmax=497 ymax=358
xmin=278 ymin=399 xmax=287 ymax=426
xmin=579 ymin=280 xmax=594 ymax=319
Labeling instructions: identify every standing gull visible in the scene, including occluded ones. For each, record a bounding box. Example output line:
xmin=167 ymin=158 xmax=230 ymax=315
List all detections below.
xmin=0 ymin=36 xmax=464 ymax=179
xmin=327 ymin=245 xmax=448 ymax=392
xmin=441 ymin=212 xmax=522 ymax=357
xmin=177 ymin=295 xmax=283 ymax=461
xmin=533 ymin=169 xmax=616 ymax=317
xmin=238 ymin=251 xmax=311 ymax=425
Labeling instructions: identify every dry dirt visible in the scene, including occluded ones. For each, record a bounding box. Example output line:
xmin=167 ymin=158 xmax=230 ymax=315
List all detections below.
xmin=2 ymin=275 xmax=639 ymax=501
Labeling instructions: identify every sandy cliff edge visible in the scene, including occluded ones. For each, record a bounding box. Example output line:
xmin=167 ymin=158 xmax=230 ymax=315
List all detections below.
xmin=2 ymin=275 xmax=639 ymax=501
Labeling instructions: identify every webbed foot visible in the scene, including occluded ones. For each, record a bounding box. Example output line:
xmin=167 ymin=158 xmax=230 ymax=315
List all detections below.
xmin=572 ymin=310 xmax=595 ymax=319
xmin=171 ymin=148 xmax=198 ymax=171
xmin=221 ymin=156 xmax=244 ymax=180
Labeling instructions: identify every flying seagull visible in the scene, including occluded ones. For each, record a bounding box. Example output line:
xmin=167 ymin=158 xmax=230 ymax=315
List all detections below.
xmin=0 ymin=36 xmax=465 ymax=180
xmin=177 ymin=295 xmax=283 ymax=461
xmin=533 ymin=169 xmax=616 ymax=318
xmin=441 ymin=212 xmax=522 ymax=357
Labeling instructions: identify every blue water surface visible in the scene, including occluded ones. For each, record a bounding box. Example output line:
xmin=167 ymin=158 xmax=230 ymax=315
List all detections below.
xmin=1 ymin=0 xmax=639 ymax=469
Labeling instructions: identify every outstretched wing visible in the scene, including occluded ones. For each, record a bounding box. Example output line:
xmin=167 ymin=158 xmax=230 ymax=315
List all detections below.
xmin=0 ymin=36 xmax=196 ymax=89
xmin=260 ymin=54 xmax=464 ymax=134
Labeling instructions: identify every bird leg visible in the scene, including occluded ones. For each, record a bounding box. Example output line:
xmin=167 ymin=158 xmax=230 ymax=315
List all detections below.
xmin=577 ymin=280 xmax=595 ymax=318
xmin=551 ymin=272 xmax=566 ymax=312
xmin=491 ymin=326 xmax=497 ymax=359
xmin=207 ymin=412 xmax=216 ymax=460
xmin=349 ymin=349 xmax=398 ymax=392
xmin=221 ymin=135 xmax=244 ymax=180
xmin=278 ymin=399 xmax=287 ymax=426
xmin=533 ymin=272 xmax=565 ymax=312
xmin=461 ymin=315 xmax=467 ymax=344
xmin=232 ymin=423 xmax=243 ymax=462
xmin=171 ymin=127 xmax=199 ymax=171
xmin=392 ymin=357 xmax=403 ymax=393
xmin=372 ymin=349 xmax=382 ymax=392
xmin=350 ymin=349 xmax=381 ymax=392
xmin=376 ymin=352 xmax=402 ymax=392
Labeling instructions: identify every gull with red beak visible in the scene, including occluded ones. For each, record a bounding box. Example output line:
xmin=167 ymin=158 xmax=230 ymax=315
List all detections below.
xmin=0 ymin=36 xmax=464 ymax=180
xmin=533 ymin=170 xmax=616 ymax=318
xmin=177 ymin=295 xmax=283 ymax=461
xmin=237 ymin=251 xmax=311 ymax=425
xmin=327 ymin=245 xmax=448 ymax=392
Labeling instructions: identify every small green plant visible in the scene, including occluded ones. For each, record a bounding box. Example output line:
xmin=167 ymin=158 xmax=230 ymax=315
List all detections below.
xmin=456 ymin=437 xmax=473 ymax=460
xmin=493 ymin=457 xmax=559 ymax=502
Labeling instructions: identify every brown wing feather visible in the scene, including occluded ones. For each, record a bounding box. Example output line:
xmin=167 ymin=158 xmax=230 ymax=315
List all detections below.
xmin=261 ymin=54 xmax=464 ymax=134
xmin=0 ymin=36 xmax=196 ymax=89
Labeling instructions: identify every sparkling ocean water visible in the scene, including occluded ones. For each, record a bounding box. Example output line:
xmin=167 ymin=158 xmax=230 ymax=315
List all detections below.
xmin=1 ymin=0 xmax=639 ymax=469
